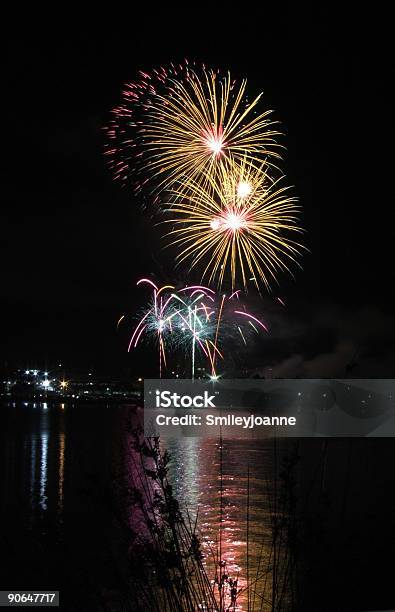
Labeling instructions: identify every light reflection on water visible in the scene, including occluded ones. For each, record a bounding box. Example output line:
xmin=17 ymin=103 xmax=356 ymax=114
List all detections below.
xmin=165 ymin=437 xmax=276 ymax=610
xmin=1 ymin=401 xmax=66 ymax=526
xmin=1 ymin=401 xmax=282 ymax=610
xmin=39 ymin=430 xmax=49 ymax=511
xmin=58 ymin=430 xmax=65 ymax=516
xmin=3 ymin=400 xmax=394 ymax=609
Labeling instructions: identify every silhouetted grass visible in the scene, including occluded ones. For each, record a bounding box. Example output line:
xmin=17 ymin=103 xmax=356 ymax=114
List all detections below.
xmin=115 ymin=428 xmax=299 ymax=611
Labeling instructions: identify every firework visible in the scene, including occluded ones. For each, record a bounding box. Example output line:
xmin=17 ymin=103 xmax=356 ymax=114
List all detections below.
xmin=128 ymin=279 xmax=215 ymax=377
xmin=164 ymin=159 xmax=304 ymax=291
xmin=128 ymin=279 xmax=268 ymax=378
xmin=141 ymin=68 xmax=282 ymax=196
xmin=104 ymin=61 xmax=282 ymax=203
xmin=104 ymin=63 xmax=191 ymax=201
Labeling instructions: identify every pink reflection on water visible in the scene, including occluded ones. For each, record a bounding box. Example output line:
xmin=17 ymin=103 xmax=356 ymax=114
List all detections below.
xmin=120 ymin=408 xmax=163 ymax=540
xmin=119 ymin=408 xmax=277 ymax=611
xmin=165 ymin=437 xmax=274 ymax=611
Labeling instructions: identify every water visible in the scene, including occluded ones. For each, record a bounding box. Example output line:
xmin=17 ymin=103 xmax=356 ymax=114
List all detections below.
xmin=165 ymin=438 xmax=276 ymax=604
xmin=2 ymin=400 xmax=395 ymax=610
xmin=0 ymin=401 xmax=285 ymax=611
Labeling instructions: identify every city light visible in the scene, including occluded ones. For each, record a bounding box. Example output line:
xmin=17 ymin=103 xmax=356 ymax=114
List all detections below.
xmin=3 ymin=368 xmax=152 ymax=401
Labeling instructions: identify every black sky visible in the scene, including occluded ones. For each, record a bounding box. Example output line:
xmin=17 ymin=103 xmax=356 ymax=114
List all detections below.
xmin=1 ymin=8 xmax=394 ymax=375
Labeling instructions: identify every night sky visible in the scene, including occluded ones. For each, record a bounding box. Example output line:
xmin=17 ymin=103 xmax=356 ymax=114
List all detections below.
xmin=2 ymin=9 xmax=394 ymax=377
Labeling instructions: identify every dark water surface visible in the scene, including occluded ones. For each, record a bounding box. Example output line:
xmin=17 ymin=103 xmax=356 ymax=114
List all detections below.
xmin=1 ymin=400 xmax=395 ymax=611
xmin=0 ymin=401 xmax=278 ymax=611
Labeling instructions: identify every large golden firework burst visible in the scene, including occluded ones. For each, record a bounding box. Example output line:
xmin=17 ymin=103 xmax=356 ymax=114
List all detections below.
xmin=165 ymin=160 xmax=304 ymax=291
xmin=141 ymin=68 xmax=282 ymax=195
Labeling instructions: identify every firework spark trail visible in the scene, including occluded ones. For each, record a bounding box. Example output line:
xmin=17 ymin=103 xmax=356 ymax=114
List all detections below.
xmin=116 ymin=314 xmax=125 ymax=329
xmin=104 ymin=61 xmax=282 ymax=203
xmin=234 ymin=311 xmax=268 ymax=332
xmin=142 ymin=68 xmax=282 ymax=196
xmin=105 ymin=57 xmax=306 ymax=424
xmin=128 ymin=280 xmax=268 ymax=378
xmin=212 ymin=294 xmax=226 ymax=376
xmin=130 ymin=281 xmax=216 ymax=377
xmin=104 ymin=63 xmax=192 ymax=198
xmin=165 ymin=158 xmax=304 ymax=291
xmin=106 ymin=63 xmax=305 ymax=294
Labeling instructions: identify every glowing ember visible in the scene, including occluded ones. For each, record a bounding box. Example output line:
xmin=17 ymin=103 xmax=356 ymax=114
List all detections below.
xmin=206 ymin=135 xmax=223 ymax=155
xmin=237 ymin=180 xmax=252 ymax=198
xmin=210 ymin=218 xmax=221 ymax=231
xmin=224 ymin=211 xmax=245 ymax=231
xmin=210 ymin=211 xmax=247 ymax=233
